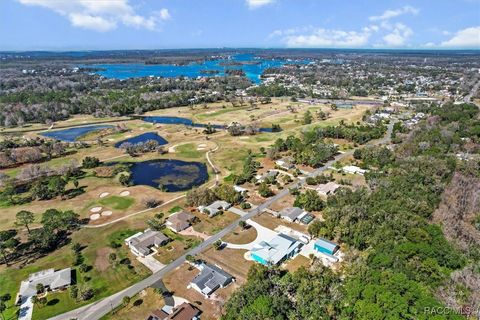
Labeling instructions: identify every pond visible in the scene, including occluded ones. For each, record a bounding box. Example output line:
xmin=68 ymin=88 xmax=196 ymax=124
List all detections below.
xmin=142 ymin=116 xmax=274 ymax=132
xmin=40 ymin=125 xmax=113 ymax=142
xmin=128 ymin=159 xmax=208 ymax=192
xmin=81 ymin=54 xmax=309 ymax=84
xmin=114 ymin=132 xmax=168 ymax=148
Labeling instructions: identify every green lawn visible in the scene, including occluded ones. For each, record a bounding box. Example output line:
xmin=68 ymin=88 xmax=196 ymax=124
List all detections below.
xmin=98 ymin=196 xmax=135 ymax=210
xmin=175 ymin=143 xmax=203 ymax=159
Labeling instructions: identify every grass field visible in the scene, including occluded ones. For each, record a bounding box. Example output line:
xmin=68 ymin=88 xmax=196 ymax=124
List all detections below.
xmin=98 ymin=196 xmax=135 ymax=210
xmin=175 ymin=143 xmax=203 ymax=159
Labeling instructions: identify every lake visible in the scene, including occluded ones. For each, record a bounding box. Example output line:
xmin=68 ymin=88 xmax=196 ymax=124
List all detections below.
xmin=142 ymin=116 xmax=274 ymax=132
xmin=114 ymin=132 xmax=168 ymax=148
xmin=128 ymin=159 xmax=208 ymax=192
xmin=82 ymin=54 xmax=308 ymax=84
xmin=40 ymin=125 xmax=113 ymax=142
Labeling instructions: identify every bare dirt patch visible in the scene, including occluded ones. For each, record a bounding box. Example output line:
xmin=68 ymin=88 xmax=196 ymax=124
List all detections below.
xmin=94 ymin=247 xmax=113 ymax=272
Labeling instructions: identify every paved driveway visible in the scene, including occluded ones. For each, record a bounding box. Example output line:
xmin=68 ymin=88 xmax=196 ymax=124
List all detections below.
xmin=225 ymin=219 xmax=277 ymax=250
xmin=137 ymin=255 xmax=165 ymax=273
xmin=18 ymin=296 xmax=33 ymax=320
xmin=228 ymin=207 xmax=248 ymax=216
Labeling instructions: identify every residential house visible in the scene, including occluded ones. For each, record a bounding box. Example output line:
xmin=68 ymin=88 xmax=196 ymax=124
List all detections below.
xmin=314 ymin=238 xmax=340 ymax=256
xmin=342 ymin=165 xmax=367 ymax=175
xmin=250 ymin=233 xmax=303 ymax=266
xmin=256 ymin=170 xmax=278 ymax=183
xmin=125 ymin=229 xmax=169 ymax=257
xmin=189 ymin=263 xmax=234 ymax=297
xmin=275 ymin=157 xmax=295 ymax=170
xmin=233 ymin=185 xmax=248 ymax=194
xmin=166 ymin=211 xmax=195 ymax=233
xmin=316 ymin=181 xmax=341 ymax=196
xmin=277 ymin=207 xmax=305 ymax=223
xmin=146 ymin=302 xmax=201 ymax=320
xmin=198 ymin=200 xmax=231 ymax=217
xmin=18 ymin=268 xmax=72 ymax=300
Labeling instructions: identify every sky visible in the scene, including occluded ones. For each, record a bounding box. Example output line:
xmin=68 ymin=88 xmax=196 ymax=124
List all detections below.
xmin=0 ymin=0 xmax=479 ymax=50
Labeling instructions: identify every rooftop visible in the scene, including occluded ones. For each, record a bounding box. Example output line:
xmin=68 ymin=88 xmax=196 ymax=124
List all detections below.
xmin=128 ymin=230 xmax=169 ymax=256
xmin=19 ymin=268 xmax=71 ymax=297
xmin=190 ymin=263 xmax=233 ymax=296
xmin=251 ymin=233 xmax=302 ymax=265
xmin=278 ymin=207 xmax=304 ymax=221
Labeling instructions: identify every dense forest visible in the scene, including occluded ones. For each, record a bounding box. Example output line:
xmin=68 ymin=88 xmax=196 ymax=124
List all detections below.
xmin=222 ymin=103 xmax=479 ymax=320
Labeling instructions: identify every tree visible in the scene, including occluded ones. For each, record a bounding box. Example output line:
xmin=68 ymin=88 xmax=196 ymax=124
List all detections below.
xmin=213 ymin=240 xmax=223 ymax=250
xmin=69 ymin=285 xmax=78 ymax=299
xmin=0 ymin=230 xmax=18 ymax=266
xmin=185 ymin=187 xmax=216 ymax=207
xmin=15 ymin=210 xmax=35 ymax=234
xmin=82 ymin=156 xmax=101 ymax=169
xmin=239 ymin=220 xmax=247 ymax=230
xmin=36 ymin=283 xmax=44 ymax=294
xmin=119 ymin=174 xmax=130 ymax=186
xmin=294 ymin=190 xmax=324 ymax=211
xmin=80 ymin=287 xmax=94 ymax=301
xmin=258 ymin=183 xmax=274 ymax=198
xmin=213 ymin=184 xmax=242 ymax=204
xmin=303 ymin=110 xmax=313 ymax=125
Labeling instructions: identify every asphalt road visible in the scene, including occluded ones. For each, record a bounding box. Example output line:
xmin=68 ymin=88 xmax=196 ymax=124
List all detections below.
xmin=49 ymin=121 xmax=395 ymax=320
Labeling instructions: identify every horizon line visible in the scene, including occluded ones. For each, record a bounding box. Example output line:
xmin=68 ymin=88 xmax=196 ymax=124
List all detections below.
xmin=1 ymin=47 xmax=480 ymax=53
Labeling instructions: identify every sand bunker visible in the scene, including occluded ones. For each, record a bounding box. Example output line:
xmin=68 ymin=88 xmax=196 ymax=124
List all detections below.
xmin=101 ymin=211 xmax=113 ymax=216
xmin=120 ymin=191 xmax=130 ymax=197
xmin=90 ymin=213 xmax=100 ymax=220
xmin=196 ymin=147 xmax=206 ymax=151
xmin=198 ymin=143 xmax=207 ymax=147
xmin=90 ymin=207 xmax=102 ymax=213
xmin=99 ymin=192 xmax=110 ymax=198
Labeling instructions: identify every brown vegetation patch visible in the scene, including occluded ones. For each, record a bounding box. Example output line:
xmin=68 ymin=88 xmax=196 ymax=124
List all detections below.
xmin=94 ymin=247 xmax=113 ymax=271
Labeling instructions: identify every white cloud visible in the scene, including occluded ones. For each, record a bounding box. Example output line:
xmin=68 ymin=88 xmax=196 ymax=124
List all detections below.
xmin=246 ymin=0 xmax=275 ymax=9
xmin=369 ymin=6 xmax=419 ymax=21
xmin=17 ymin=0 xmax=170 ymax=32
xmin=282 ymin=28 xmax=372 ymax=48
xmin=382 ymin=23 xmax=413 ymax=46
xmin=69 ymin=13 xmax=117 ymax=32
xmin=158 ymin=8 xmax=170 ymax=20
xmin=441 ymin=26 xmax=480 ymax=48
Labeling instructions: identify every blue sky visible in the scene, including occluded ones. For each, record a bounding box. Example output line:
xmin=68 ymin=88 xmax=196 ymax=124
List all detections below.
xmin=1 ymin=0 xmax=479 ymax=50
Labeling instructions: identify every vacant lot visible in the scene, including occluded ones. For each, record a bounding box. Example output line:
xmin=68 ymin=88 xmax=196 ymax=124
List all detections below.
xmin=199 ymin=246 xmax=253 ymax=283
xmin=102 ymin=288 xmax=165 ymax=320
xmin=222 ymin=225 xmax=257 ymax=245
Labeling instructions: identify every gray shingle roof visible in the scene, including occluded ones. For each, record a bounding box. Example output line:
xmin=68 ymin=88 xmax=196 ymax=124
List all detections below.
xmin=190 ymin=263 xmax=233 ymax=296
